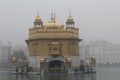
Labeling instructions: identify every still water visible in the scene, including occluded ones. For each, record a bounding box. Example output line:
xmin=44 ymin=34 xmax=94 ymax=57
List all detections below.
xmin=0 ymin=66 xmax=120 ymax=80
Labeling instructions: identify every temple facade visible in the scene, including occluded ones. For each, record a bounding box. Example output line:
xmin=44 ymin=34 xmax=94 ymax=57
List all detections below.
xmin=26 ymin=13 xmax=82 ymax=72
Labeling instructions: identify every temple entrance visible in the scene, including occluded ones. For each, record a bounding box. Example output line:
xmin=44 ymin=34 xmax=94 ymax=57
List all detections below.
xmin=48 ymin=60 xmax=66 ymax=72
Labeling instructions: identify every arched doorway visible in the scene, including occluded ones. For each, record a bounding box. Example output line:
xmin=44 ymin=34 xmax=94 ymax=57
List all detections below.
xmin=48 ymin=60 xmax=66 ymax=72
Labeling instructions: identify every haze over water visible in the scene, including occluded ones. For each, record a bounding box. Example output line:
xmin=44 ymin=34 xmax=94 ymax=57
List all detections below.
xmin=0 ymin=66 xmax=120 ymax=80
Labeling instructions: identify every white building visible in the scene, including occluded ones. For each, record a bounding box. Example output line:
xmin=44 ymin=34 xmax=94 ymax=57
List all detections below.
xmin=80 ymin=40 xmax=120 ymax=65
xmin=0 ymin=41 xmax=12 ymax=67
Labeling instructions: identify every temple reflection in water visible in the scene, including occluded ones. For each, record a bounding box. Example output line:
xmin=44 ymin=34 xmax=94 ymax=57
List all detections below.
xmin=11 ymin=73 xmax=96 ymax=80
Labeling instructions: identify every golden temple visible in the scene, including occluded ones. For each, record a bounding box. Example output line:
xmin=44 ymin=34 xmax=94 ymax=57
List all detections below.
xmin=26 ymin=12 xmax=82 ymax=73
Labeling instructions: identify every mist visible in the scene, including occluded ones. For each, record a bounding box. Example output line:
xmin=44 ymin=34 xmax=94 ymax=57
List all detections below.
xmin=0 ymin=0 xmax=120 ymax=45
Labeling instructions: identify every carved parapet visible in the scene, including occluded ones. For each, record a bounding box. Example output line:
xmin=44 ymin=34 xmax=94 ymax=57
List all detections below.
xmin=29 ymin=27 xmax=79 ymax=39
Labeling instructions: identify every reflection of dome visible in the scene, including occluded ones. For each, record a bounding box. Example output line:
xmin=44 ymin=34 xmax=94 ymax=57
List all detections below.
xmin=44 ymin=21 xmax=63 ymax=29
xmin=35 ymin=15 xmax=42 ymax=22
xmin=40 ymin=58 xmax=45 ymax=63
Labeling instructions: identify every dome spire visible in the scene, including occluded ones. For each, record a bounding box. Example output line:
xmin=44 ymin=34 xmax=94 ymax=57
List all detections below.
xmin=51 ymin=12 xmax=56 ymax=22
xmin=66 ymin=11 xmax=75 ymax=27
xmin=37 ymin=10 xmax=39 ymax=17
xmin=35 ymin=11 xmax=41 ymax=22
xmin=34 ymin=11 xmax=43 ymax=27
xmin=69 ymin=10 xmax=71 ymax=16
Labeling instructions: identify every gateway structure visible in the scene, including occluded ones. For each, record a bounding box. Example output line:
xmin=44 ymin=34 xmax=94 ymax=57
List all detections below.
xmin=26 ymin=13 xmax=82 ymax=73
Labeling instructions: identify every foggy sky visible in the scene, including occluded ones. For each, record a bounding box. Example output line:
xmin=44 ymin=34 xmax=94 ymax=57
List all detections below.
xmin=0 ymin=0 xmax=120 ymax=45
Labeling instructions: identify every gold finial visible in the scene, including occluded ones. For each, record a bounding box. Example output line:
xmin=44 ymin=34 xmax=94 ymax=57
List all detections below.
xmin=69 ymin=10 xmax=71 ymax=16
xmin=37 ymin=10 xmax=39 ymax=17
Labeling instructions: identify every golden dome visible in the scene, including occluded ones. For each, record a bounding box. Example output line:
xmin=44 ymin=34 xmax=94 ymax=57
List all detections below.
xmin=12 ymin=56 xmax=16 ymax=60
xmin=67 ymin=11 xmax=74 ymax=22
xmin=43 ymin=13 xmax=64 ymax=29
xmin=80 ymin=57 xmax=84 ymax=61
xmin=18 ymin=58 xmax=22 ymax=62
xmin=35 ymin=15 xmax=42 ymax=22
xmin=40 ymin=58 xmax=45 ymax=63
xmin=91 ymin=56 xmax=96 ymax=60
xmin=67 ymin=57 xmax=72 ymax=63
xmin=44 ymin=21 xmax=63 ymax=29
xmin=67 ymin=15 xmax=74 ymax=22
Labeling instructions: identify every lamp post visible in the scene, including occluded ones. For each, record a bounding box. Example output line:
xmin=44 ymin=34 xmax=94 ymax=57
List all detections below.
xmin=12 ymin=57 xmax=24 ymax=73
xmin=40 ymin=57 xmax=45 ymax=73
xmin=90 ymin=56 xmax=96 ymax=71
xmin=66 ymin=57 xmax=72 ymax=71
xmin=12 ymin=56 xmax=18 ymax=73
xmin=18 ymin=58 xmax=23 ymax=73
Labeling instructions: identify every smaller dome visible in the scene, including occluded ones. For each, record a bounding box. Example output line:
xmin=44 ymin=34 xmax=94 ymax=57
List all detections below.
xmin=67 ymin=57 xmax=72 ymax=63
xmin=80 ymin=57 xmax=84 ymax=61
xmin=67 ymin=11 xmax=74 ymax=22
xmin=18 ymin=58 xmax=22 ymax=63
xmin=35 ymin=15 xmax=42 ymax=22
xmin=66 ymin=12 xmax=74 ymax=23
xmin=40 ymin=58 xmax=45 ymax=63
xmin=12 ymin=56 xmax=16 ymax=60
xmin=67 ymin=16 xmax=73 ymax=21
xmin=91 ymin=56 xmax=96 ymax=61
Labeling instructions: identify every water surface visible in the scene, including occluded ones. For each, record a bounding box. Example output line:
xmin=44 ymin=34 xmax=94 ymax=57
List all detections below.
xmin=0 ymin=66 xmax=120 ymax=80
